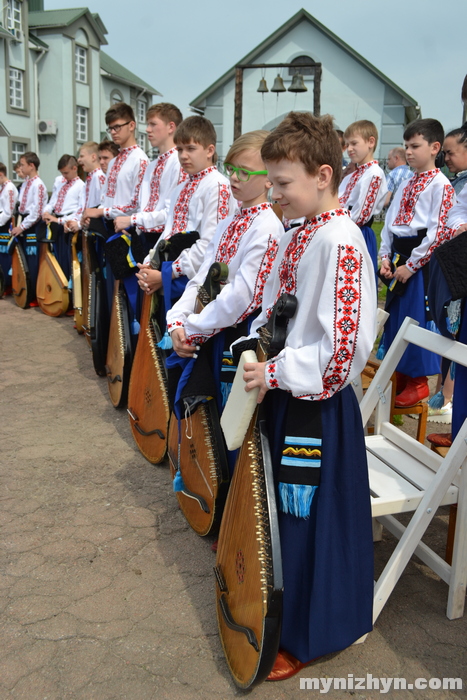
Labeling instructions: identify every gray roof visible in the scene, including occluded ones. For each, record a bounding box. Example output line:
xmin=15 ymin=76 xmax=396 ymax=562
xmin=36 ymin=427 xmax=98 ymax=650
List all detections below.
xmin=29 ymin=32 xmax=49 ymax=49
xmin=28 ymin=8 xmax=107 ymax=45
xmin=100 ymin=51 xmax=161 ymax=96
xmin=190 ymin=8 xmax=418 ymax=109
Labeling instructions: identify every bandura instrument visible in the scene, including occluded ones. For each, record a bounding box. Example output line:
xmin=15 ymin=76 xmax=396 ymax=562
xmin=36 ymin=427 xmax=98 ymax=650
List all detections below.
xmin=10 ymin=231 xmax=33 ymax=309
xmin=81 ymin=232 xmax=108 ymax=375
xmin=36 ymin=241 xmax=70 ymax=317
xmin=168 ymin=262 xmax=230 ymax=537
xmin=214 ymin=292 xmax=297 ymax=688
xmin=106 ymin=280 xmax=133 ymax=408
xmin=71 ymin=231 xmax=84 ymax=333
xmin=127 ymin=291 xmax=170 ymax=463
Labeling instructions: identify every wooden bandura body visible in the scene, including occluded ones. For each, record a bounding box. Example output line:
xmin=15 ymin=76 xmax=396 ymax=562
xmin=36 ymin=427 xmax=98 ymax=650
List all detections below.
xmin=36 ymin=242 xmax=69 ymax=316
xmin=214 ymin=292 xmax=297 ymax=688
xmin=127 ymin=292 xmax=170 ymax=463
xmin=106 ymin=280 xmax=133 ymax=408
xmin=71 ymin=232 xmax=84 ymax=333
xmin=168 ymin=262 xmax=230 ymax=537
xmin=11 ymin=239 xmax=32 ymax=309
xmin=81 ymin=233 xmax=108 ymax=375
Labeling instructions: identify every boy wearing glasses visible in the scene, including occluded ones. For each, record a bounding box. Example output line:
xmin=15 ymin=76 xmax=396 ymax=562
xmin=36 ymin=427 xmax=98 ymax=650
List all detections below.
xmin=137 ymin=116 xmax=235 ymax=293
xmin=113 ymin=103 xmax=187 ymax=252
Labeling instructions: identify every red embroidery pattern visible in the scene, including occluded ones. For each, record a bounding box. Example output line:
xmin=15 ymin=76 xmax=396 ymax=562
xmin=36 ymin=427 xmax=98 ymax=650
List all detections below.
xmin=144 ymin=148 xmax=174 ymax=212
xmin=118 ymin=159 xmax=148 ymax=214
xmin=55 ymin=177 xmax=80 ymax=214
xmin=217 ymin=183 xmax=230 ymax=222
xmin=237 ymin=235 xmax=279 ymax=325
xmin=105 ymin=145 xmax=138 ymax=198
xmin=171 ymin=166 xmax=216 ymax=233
xmin=357 ymin=175 xmax=381 ymax=226
xmin=20 ymin=176 xmax=38 ymax=212
xmin=215 ymin=203 xmax=270 ymax=266
xmin=8 ymin=186 xmax=15 ymax=214
xmin=37 ymin=183 xmax=47 ymax=218
xmin=266 ymin=362 xmax=279 ymax=389
xmin=409 ymin=184 xmax=455 ymax=271
xmin=178 ymin=168 xmax=188 ymax=185
xmin=393 ymin=170 xmax=438 ymax=226
xmin=339 ymin=160 xmax=377 ymax=207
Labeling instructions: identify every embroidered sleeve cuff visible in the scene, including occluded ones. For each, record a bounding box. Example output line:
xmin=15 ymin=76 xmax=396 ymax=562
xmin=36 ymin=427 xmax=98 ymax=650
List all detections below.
xmin=172 ymin=260 xmax=184 ymax=278
xmin=380 ymin=254 xmax=389 ymax=260
xmin=265 ymin=360 xmax=280 ymax=389
xmin=131 ymin=214 xmax=138 ymax=227
xmin=406 ymin=258 xmax=418 ymax=272
xmin=103 ymin=208 xmax=111 ymax=218
xmin=167 ymin=320 xmax=185 ymax=334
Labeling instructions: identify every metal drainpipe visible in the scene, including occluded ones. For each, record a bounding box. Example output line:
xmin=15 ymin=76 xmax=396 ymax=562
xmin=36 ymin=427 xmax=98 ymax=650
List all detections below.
xmin=34 ymin=48 xmax=47 ymax=153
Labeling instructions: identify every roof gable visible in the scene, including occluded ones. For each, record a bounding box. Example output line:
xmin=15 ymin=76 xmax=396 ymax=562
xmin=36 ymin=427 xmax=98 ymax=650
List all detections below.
xmin=100 ymin=51 xmax=161 ymax=96
xmin=190 ymin=8 xmax=417 ymax=108
xmin=28 ymin=7 xmax=107 ymax=45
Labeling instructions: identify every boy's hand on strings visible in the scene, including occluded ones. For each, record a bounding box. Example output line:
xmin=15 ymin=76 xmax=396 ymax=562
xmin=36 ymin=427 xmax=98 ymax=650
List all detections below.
xmin=135 ymin=263 xmax=162 ymax=294
xmin=171 ymin=328 xmax=198 ymax=358
xmin=393 ymin=264 xmax=413 ymax=283
xmin=379 ymin=259 xmax=393 ymax=279
xmin=243 ymin=361 xmax=268 ymax=404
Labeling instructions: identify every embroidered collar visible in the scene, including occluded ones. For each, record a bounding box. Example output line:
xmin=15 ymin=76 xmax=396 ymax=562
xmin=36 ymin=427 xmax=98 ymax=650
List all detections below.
xmin=356 ymin=160 xmax=378 ymax=173
xmin=306 ymin=208 xmax=349 ymax=227
xmin=413 ymin=168 xmax=439 ymax=180
xmin=117 ymin=144 xmax=138 ymax=158
xmin=239 ymin=202 xmax=271 ymax=216
xmin=188 ymin=165 xmax=216 ymax=182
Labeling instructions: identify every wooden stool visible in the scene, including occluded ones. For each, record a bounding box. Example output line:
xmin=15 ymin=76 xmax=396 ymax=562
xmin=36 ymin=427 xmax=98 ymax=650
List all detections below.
xmin=392 ymin=401 xmax=428 ymax=444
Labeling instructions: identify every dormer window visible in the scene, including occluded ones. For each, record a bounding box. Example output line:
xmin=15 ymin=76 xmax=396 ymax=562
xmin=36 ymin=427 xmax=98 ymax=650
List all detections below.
xmin=7 ymin=0 xmax=22 ymax=34
xmin=288 ymin=55 xmax=315 ymax=76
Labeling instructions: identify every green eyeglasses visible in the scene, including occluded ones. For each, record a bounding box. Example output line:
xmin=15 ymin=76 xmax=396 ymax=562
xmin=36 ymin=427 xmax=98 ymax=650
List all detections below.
xmin=223 ymin=163 xmax=268 ymax=182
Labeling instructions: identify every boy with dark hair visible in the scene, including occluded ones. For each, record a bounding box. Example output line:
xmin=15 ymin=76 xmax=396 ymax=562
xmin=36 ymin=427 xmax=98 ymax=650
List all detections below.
xmin=138 ymin=115 xmax=235 ymax=293
xmin=0 ymin=163 xmax=18 ymax=293
xmin=236 ymin=111 xmax=376 ymax=680
xmin=379 ymin=118 xmax=455 ymax=407
xmin=10 ymin=152 xmax=48 ymax=300
xmin=339 ymin=119 xmax=388 ymax=272
xmin=97 ymin=140 xmax=119 ymax=174
xmin=114 ymin=102 xmax=186 ymax=246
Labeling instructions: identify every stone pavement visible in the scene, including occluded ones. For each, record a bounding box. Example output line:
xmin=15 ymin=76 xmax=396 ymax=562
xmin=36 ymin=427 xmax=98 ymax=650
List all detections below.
xmin=0 ymin=296 xmax=466 ymax=700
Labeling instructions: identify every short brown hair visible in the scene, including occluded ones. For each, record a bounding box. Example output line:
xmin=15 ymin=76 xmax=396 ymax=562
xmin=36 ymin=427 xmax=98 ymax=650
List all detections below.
xmin=261 ymin=112 xmax=342 ymax=194
xmin=225 ymin=130 xmax=270 ymax=164
xmin=80 ymin=141 xmax=99 ymax=155
xmin=344 ymin=120 xmax=378 ymax=150
xmin=174 ymin=116 xmax=217 ymax=148
xmin=21 ymin=152 xmax=40 ymax=169
xmin=147 ymin=102 xmax=183 ymax=127
xmin=0 ymin=162 xmax=7 ymax=176
xmin=98 ymin=140 xmax=119 ymax=157
xmin=58 ymin=154 xmax=78 ymax=170
xmin=105 ymin=102 xmax=135 ymax=125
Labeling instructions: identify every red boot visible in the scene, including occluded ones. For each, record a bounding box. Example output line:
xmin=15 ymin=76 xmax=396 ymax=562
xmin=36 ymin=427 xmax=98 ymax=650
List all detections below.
xmin=394 ymin=376 xmax=429 ymax=408
xmin=267 ymin=649 xmax=312 ymax=681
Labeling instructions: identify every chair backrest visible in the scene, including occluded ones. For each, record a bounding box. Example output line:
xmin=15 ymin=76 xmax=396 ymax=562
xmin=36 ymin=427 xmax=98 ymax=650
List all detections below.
xmin=360 ymin=316 xmax=467 ymax=427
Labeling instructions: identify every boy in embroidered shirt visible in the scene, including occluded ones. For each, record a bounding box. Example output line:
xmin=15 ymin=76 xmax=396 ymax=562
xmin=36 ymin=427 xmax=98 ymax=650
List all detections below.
xmin=338 ymin=119 xmax=388 ymax=273
xmin=0 ymin=163 xmax=18 ymax=292
xmin=66 ymin=142 xmax=106 ymax=233
xmin=10 ymin=152 xmax=48 ymax=299
xmin=237 ymin=112 xmax=376 ymax=680
xmin=136 ymin=115 xmax=235 ymax=295
xmin=379 ymin=118 xmax=455 ymax=408
xmin=114 ymin=103 xmax=186 ymax=250
xmin=97 ymin=140 xmax=119 ymax=175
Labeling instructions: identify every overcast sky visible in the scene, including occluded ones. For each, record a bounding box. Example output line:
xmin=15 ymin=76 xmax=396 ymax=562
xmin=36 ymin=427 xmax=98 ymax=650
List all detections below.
xmin=48 ymin=0 xmax=466 ymax=136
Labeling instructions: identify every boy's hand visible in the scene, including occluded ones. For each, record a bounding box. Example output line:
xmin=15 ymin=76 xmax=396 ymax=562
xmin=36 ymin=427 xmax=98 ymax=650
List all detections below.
xmin=243 ymin=361 xmax=269 ymax=404
xmin=393 ymin=264 xmax=413 ymax=283
xmin=135 ymin=264 xmax=162 ymax=294
xmin=379 ymin=259 xmax=393 ymax=279
xmin=171 ymin=328 xmax=197 ymax=358
xmin=11 ymin=226 xmax=22 ymax=237
xmin=65 ymin=220 xmax=80 ymax=233
xmin=454 ymin=223 xmax=467 ymax=237
xmin=114 ymin=216 xmax=131 ymax=232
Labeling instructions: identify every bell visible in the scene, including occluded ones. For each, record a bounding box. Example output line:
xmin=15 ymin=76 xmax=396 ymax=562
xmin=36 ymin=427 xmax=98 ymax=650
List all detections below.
xmin=288 ymin=73 xmax=307 ymax=93
xmin=271 ymin=74 xmax=286 ymax=93
xmin=257 ymin=77 xmax=269 ymax=93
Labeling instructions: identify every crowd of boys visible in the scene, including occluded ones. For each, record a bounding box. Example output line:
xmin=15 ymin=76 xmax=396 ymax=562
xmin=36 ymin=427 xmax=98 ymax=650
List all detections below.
xmin=0 ymin=101 xmax=466 ymax=683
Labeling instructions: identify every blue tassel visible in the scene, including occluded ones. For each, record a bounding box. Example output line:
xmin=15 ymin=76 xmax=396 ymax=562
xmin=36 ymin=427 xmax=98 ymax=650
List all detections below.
xmin=173 ymin=469 xmax=186 ymax=492
xmin=278 ymin=482 xmax=318 ymax=518
xmin=427 ymin=320 xmax=438 ymax=333
xmin=376 ymin=342 xmax=385 ymax=360
xmin=157 ymin=330 xmax=173 ymax=350
xmin=77 ymin=251 xmax=83 ymax=263
xmin=220 ymin=381 xmax=232 ymax=409
xmin=428 ymin=389 xmax=444 ymax=409
xmin=131 ymin=320 xmax=140 ymax=335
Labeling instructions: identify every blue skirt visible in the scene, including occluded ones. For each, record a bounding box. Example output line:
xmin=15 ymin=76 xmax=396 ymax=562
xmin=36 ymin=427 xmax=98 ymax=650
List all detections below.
xmin=452 ymin=303 xmax=467 ymax=440
xmin=266 ymin=385 xmax=374 ymax=662
xmin=379 ymin=268 xmax=440 ymax=377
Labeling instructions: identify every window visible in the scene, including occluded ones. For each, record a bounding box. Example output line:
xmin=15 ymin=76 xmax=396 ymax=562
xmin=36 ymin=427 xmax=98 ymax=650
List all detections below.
xmin=288 ymin=55 xmax=315 ymax=76
xmin=12 ymin=142 xmax=26 ymax=178
xmin=9 ymin=68 xmax=24 ymax=109
xmin=7 ymin=0 xmax=21 ymax=33
xmin=75 ymin=46 xmax=87 ymax=83
xmin=76 ymin=106 xmax=88 ymax=142
xmin=138 ymin=133 xmax=147 ymax=152
xmin=110 ymin=89 xmax=123 ymax=104
xmin=137 ymin=99 xmax=146 ymax=124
